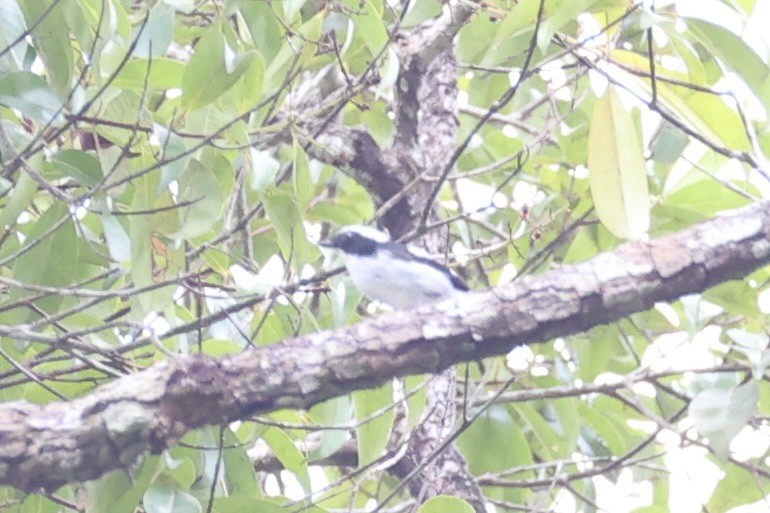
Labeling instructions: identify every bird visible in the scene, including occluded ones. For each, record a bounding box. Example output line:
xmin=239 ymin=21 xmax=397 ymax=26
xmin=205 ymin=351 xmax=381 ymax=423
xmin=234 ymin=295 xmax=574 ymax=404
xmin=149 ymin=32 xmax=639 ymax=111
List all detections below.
xmin=319 ymin=225 xmax=468 ymax=310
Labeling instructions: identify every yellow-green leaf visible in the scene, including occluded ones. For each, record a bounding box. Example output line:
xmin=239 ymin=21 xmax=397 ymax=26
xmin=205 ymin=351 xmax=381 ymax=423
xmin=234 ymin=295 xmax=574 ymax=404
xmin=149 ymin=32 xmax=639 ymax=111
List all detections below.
xmin=262 ymin=427 xmax=310 ymax=492
xmin=343 ymin=0 xmax=388 ymax=56
xmin=588 ymin=85 xmax=649 ymax=240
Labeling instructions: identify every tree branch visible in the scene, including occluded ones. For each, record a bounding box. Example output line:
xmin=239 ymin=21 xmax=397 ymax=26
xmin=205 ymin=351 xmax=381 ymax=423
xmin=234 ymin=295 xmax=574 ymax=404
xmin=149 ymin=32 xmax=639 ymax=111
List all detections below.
xmin=1 ymin=200 xmax=769 ymax=493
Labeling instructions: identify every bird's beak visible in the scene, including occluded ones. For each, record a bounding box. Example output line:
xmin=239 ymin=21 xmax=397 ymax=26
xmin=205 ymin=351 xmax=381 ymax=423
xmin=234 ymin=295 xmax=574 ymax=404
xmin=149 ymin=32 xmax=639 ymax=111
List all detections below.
xmin=318 ymin=239 xmax=335 ymax=248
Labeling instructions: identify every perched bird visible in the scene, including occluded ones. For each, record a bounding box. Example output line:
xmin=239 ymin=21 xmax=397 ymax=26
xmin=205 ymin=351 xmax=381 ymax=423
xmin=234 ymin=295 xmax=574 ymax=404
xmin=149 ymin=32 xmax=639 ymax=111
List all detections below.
xmin=319 ymin=225 xmax=468 ymax=310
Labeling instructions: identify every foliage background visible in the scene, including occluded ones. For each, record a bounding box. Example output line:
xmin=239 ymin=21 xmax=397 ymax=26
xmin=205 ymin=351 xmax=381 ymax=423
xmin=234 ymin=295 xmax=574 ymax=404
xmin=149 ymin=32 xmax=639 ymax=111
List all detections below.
xmin=0 ymin=0 xmax=769 ymax=512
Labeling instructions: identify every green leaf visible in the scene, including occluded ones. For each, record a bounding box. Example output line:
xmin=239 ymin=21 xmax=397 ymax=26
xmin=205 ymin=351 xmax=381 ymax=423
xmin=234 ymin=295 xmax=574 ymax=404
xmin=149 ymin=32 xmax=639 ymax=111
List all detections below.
xmin=587 ymin=85 xmax=649 ymax=240
xmin=703 ymin=280 xmax=760 ymax=321
xmin=707 ymin=464 xmax=766 ymax=511
xmin=685 ymin=91 xmax=750 ymax=150
xmin=234 ymin=1 xmax=282 ymax=62
xmin=578 ymin=402 xmax=629 ymax=454
xmin=10 ymin=203 xmax=85 ymax=319
xmin=0 ymin=0 xmax=27 ymax=71
xmin=551 ymin=398 xmax=579 ymax=454
xmin=263 ymin=11 xmax=324 ymax=90
xmin=418 ymin=496 xmax=475 ymax=513
xmin=163 ymin=454 xmax=197 ymax=490
xmin=129 ymin=171 xmax=166 ymax=313
xmin=688 ymin=381 xmax=758 ymax=458
xmin=343 ymin=0 xmax=388 ymax=56
xmin=21 ymin=0 xmax=73 ymax=97
xmin=308 ymin=396 xmax=352 ymax=461
xmin=167 ymin=160 xmax=224 ymax=240
xmin=229 ymin=51 xmax=265 ymax=115
xmin=308 ymin=203 xmax=369 ymax=226
xmin=405 ymin=375 xmax=427 ymax=432
xmin=293 ymin=141 xmax=312 ymax=212
xmin=72 ymin=0 xmax=131 ymax=81
xmin=112 ymin=58 xmax=186 ymax=92
xmin=0 ymin=72 xmax=64 ymax=123
xmin=685 ymin=18 xmax=769 ymax=100
xmin=143 ymin=483 xmax=202 ymax=513
xmin=661 ymin=178 xmax=751 ymax=217
xmin=154 ymin=123 xmax=190 ymax=193
xmin=100 ymin=214 xmax=132 ymax=263
xmin=181 ymin=26 xmax=258 ymax=110
xmin=262 ymin=427 xmax=311 ymax=491
xmin=261 ymin=187 xmax=319 ymax=268
xmin=649 ymin=122 xmax=688 ymax=164
xmin=133 ymin=2 xmax=175 ymax=58
xmin=48 ymin=149 xmax=102 ymax=187
xmin=0 ymin=172 xmax=37 ymax=229
xmin=512 ymin=403 xmax=567 ymax=460
xmin=353 ymin=382 xmax=395 ymax=467
xmin=86 ymin=457 xmax=165 ymax=513
xmin=457 ymin=405 xmax=533 ymax=503
xmin=201 ymin=248 xmax=231 ymax=278
xmin=282 ymin=0 xmax=307 ymax=21
xmin=96 ymin=91 xmax=142 ymax=146
xmin=221 ymin=428 xmax=262 ymax=497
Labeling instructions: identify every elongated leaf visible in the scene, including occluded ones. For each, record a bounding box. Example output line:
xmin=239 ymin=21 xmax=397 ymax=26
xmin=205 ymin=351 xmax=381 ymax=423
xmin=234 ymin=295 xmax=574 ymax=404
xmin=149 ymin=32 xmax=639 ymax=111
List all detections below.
xmin=48 ymin=149 xmax=102 ymax=187
xmin=512 ymin=403 xmax=567 ymax=460
xmin=262 ymin=427 xmax=310 ymax=491
xmin=0 ymin=0 xmax=27 ymax=71
xmin=353 ymin=382 xmax=395 ymax=467
xmin=129 ymin=170 xmax=169 ymax=313
xmin=293 ymin=141 xmax=312 ymax=212
xmin=21 ymin=0 xmax=73 ymax=97
xmin=588 ymin=85 xmax=649 ymax=240
xmin=0 ymin=172 xmax=36 ymax=229
xmin=343 ymin=0 xmax=388 ymax=56
xmin=229 ymin=51 xmax=265 ymax=115
xmin=10 ymin=203 xmax=86 ymax=319
xmin=0 ymin=72 xmax=64 ymax=124
xmin=181 ymin=26 xmax=258 ymax=110
xmin=260 ymin=188 xmax=319 ymax=268
xmin=167 ymin=160 xmax=223 ymax=240
xmin=685 ymin=18 xmax=770 ymax=101
xmin=133 ymin=2 xmax=175 ymax=58
xmin=221 ymin=428 xmax=262 ymax=497
xmin=308 ymin=395 xmax=352 ymax=461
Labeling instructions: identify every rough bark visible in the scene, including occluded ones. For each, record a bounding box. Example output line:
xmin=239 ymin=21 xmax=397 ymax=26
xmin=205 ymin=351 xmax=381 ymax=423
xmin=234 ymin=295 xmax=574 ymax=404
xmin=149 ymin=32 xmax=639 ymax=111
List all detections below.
xmin=377 ymin=3 xmax=481 ymax=509
xmin=1 ymin=200 xmax=769 ymax=493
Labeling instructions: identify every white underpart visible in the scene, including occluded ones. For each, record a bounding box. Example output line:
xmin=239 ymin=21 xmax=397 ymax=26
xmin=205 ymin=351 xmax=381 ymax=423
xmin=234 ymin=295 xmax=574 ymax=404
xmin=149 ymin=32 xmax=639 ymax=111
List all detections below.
xmin=341 ymin=249 xmax=462 ymax=310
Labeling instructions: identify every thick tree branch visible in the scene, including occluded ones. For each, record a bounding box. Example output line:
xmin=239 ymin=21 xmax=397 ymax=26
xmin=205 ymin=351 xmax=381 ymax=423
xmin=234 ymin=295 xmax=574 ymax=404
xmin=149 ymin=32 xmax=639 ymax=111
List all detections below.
xmin=376 ymin=3 xmax=479 ymax=508
xmin=1 ymin=200 xmax=769 ymax=493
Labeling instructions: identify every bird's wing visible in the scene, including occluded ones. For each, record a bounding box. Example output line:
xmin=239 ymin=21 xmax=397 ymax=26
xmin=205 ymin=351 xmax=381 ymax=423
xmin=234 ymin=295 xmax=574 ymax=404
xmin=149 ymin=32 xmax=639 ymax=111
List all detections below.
xmin=385 ymin=242 xmax=469 ymax=292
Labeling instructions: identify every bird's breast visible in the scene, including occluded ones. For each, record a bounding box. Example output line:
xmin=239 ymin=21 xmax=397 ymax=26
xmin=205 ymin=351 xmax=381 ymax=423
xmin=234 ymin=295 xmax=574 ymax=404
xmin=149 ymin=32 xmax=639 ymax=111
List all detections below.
xmin=343 ymin=252 xmax=458 ymax=310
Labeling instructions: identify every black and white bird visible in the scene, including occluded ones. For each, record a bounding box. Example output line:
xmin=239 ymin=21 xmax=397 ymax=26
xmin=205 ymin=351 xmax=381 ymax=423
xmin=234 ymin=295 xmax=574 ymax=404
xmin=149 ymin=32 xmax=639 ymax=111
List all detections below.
xmin=319 ymin=225 xmax=468 ymax=310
